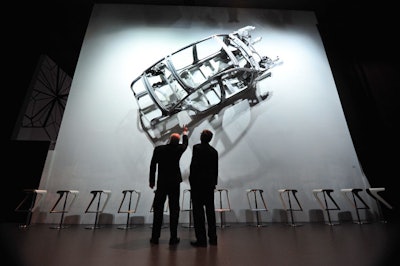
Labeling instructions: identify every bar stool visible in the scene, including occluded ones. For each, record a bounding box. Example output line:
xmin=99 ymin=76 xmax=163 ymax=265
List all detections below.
xmin=49 ymin=190 xmax=79 ymax=229
xmin=181 ymin=189 xmax=194 ymax=228
xmin=246 ymin=189 xmax=268 ymax=227
xmin=340 ymin=188 xmax=369 ymax=224
xmin=312 ymin=189 xmax=340 ymax=225
xmin=15 ymin=189 xmax=47 ymax=229
xmin=85 ymin=190 xmax=112 ymax=229
xmin=365 ymin=187 xmax=393 ymax=223
xmin=278 ymin=189 xmax=303 ymax=226
xmin=117 ymin=189 xmax=141 ymax=229
xmin=214 ymin=188 xmax=232 ymax=228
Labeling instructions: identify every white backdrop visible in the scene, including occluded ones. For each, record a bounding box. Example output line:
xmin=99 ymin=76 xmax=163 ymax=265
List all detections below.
xmin=35 ymin=4 xmax=374 ymax=225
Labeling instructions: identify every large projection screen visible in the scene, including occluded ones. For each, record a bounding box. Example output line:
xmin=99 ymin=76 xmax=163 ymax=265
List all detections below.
xmin=36 ymin=4 xmax=374 ymax=225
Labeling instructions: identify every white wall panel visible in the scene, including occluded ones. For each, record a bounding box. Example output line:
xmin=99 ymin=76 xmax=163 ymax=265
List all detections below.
xmin=35 ymin=4 xmax=374 ymax=225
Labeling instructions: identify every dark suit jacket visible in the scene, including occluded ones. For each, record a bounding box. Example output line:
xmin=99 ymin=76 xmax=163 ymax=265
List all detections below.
xmin=149 ymin=134 xmax=188 ymax=188
xmin=189 ymin=142 xmax=218 ymax=190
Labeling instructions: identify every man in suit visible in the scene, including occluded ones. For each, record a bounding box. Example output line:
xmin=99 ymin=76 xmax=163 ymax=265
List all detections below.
xmin=149 ymin=126 xmax=188 ymax=245
xmin=189 ymin=129 xmax=219 ymax=247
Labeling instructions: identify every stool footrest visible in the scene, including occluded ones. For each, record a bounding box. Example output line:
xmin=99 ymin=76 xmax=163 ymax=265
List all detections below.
xmin=15 ymin=189 xmax=47 ymax=228
xmin=181 ymin=189 xmax=193 ymax=228
xmin=215 ymin=189 xmax=232 ymax=228
xmin=278 ymin=189 xmax=303 ymax=226
xmin=312 ymin=189 xmax=340 ymax=225
xmin=246 ymin=189 xmax=269 ymax=227
xmin=85 ymin=190 xmax=112 ymax=230
xmin=49 ymin=190 xmax=79 ymax=230
xmin=341 ymin=188 xmax=370 ymax=224
xmin=117 ymin=189 xmax=141 ymax=230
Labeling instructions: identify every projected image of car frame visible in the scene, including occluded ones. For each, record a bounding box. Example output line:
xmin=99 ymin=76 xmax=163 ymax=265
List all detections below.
xmin=130 ymin=26 xmax=280 ymax=144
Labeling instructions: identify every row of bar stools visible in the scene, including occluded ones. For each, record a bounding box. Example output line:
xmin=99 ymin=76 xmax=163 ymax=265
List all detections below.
xmin=312 ymin=189 xmax=340 ymax=225
xmin=214 ymin=189 xmax=232 ymax=228
xmin=340 ymin=188 xmax=370 ymax=224
xmin=49 ymin=190 xmax=79 ymax=229
xmin=181 ymin=189 xmax=194 ymax=228
xmin=278 ymin=189 xmax=303 ymax=226
xmin=15 ymin=189 xmax=47 ymax=229
xmin=246 ymin=189 xmax=268 ymax=227
xmin=85 ymin=190 xmax=112 ymax=229
xmin=117 ymin=189 xmax=141 ymax=229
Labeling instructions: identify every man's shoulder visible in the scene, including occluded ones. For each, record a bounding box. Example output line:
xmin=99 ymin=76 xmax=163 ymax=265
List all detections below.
xmin=154 ymin=144 xmax=168 ymax=151
xmin=155 ymin=144 xmax=167 ymax=148
xmin=193 ymin=143 xmax=203 ymax=150
xmin=194 ymin=143 xmax=217 ymax=152
xmin=211 ymin=146 xmax=218 ymax=154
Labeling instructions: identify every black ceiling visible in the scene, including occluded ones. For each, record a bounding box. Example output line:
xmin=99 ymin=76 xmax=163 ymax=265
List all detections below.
xmin=8 ymin=0 xmax=396 ymax=76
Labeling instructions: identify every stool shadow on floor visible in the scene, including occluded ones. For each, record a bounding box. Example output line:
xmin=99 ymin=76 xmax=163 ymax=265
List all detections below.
xmin=308 ymin=209 xmax=326 ymax=223
xmin=271 ymin=209 xmax=288 ymax=223
xmin=34 ymin=211 xmax=50 ymax=223
xmin=63 ymin=215 xmax=81 ymax=225
xmin=97 ymin=213 xmax=114 ymax=226
xmin=338 ymin=211 xmax=354 ymax=223
xmin=338 ymin=207 xmax=375 ymax=223
xmin=245 ymin=210 xmax=269 ymax=226
xmin=129 ymin=216 xmax=145 ymax=226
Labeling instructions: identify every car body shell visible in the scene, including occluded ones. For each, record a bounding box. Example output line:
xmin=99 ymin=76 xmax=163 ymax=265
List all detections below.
xmin=130 ymin=26 xmax=279 ymax=144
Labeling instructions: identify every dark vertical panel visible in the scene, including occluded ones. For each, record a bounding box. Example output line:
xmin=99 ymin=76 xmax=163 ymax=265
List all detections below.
xmin=2 ymin=141 xmax=50 ymax=223
xmin=317 ymin=7 xmax=399 ymax=221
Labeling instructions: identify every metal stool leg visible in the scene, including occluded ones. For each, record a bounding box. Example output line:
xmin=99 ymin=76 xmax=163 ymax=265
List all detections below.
xmin=246 ymin=189 xmax=268 ymax=227
xmin=313 ymin=189 xmax=340 ymax=225
xmin=15 ymin=189 xmax=47 ymax=229
xmin=215 ymin=189 xmax=231 ymax=228
xmin=117 ymin=190 xmax=141 ymax=230
xmin=181 ymin=189 xmax=194 ymax=228
xmin=49 ymin=190 xmax=79 ymax=229
xmin=278 ymin=189 xmax=303 ymax=227
xmin=366 ymin=188 xmax=393 ymax=223
xmin=52 ymin=192 xmax=69 ymax=229
xmin=341 ymin=188 xmax=370 ymax=225
xmin=85 ymin=190 xmax=112 ymax=229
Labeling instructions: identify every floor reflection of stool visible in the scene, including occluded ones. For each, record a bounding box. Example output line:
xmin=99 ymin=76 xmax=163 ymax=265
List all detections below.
xmin=49 ymin=190 xmax=79 ymax=229
xmin=312 ymin=189 xmax=340 ymax=225
xmin=366 ymin=187 xmax=393 ymax=223
xmin=214 ymin=188 xmax=231 ymax=228
xmin=85 ymin=190 xmax=111 ymax=229
xmin=341 ymin=188 xmax=369 ymax=224
xmin=15 ymin=189 xmax=47 ymax=229
xmin=278 ymin=189 xmax=303 ymax=227
xmin=181 ymin=189 xmax=194 ymax=228
xmin=150 ymin=191 xmax=169 ymax=228
xmin=117 ymin=190 xmax=141 ymax=229
xmin=246 ymin=189 xmax=268 ymax=227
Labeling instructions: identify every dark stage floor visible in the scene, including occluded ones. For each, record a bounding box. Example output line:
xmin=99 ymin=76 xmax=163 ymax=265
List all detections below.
xmin=1 ymin=221 xmax=399 ymax=266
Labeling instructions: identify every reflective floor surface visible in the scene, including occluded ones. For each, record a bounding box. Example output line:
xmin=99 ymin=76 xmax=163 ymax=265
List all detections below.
xmin=1 ymin=222 xmax=399 ymax=266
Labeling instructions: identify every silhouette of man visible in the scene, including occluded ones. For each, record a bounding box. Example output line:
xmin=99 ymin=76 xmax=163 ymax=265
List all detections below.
xmin=149 ymin=126 xmax=188 ymax=245
xmin=189 ymin=129 xmax=218 ymax=247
